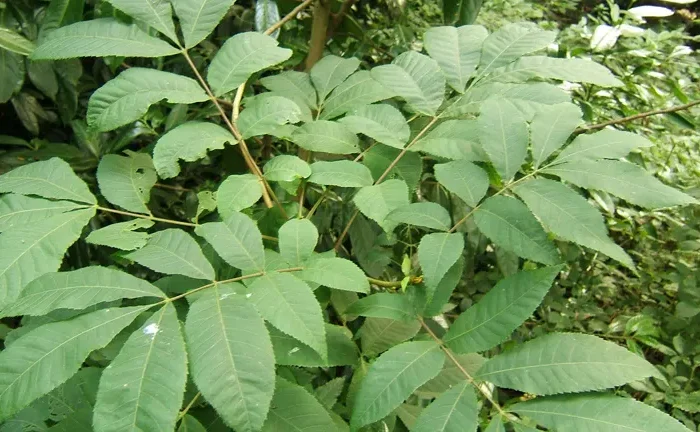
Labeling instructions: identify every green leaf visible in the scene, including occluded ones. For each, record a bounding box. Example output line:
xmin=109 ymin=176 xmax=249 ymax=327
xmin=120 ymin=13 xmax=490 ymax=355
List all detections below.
xmin=485 ymin=416 xmax=506 ymax=432
xmin=0 ymin=266 xmax=164 ymax=318
xmin=216 ymin=174 xmax=263 ymax=217
xmin=0 ymin=195 xmax=82 ymax=232
xmin=196 ymin=212 xmax=265 ymax=271
xmin=418 ymin=233 xmax=464 ymax=290
xmin=260 ymin=71 xmax=318 ymax=110
xmin=424 ymin=257 xmax=464 ymax=317
xmin=478 ymin=99 xmax=529 ymax=181
xmin=0 ymin=158 xmax=96 ymax=204
xmin=552 ymin=129 xmax=654 ymax=165
xmin=238 ymin=95 xmax=302 ymax=139
xmin=0 ymin=49 xmax=24 ymax=103
xmin=290 ymin=121 xmax=359 ymax=154
xmin=320 ymin=71 xmax=396 ymax=120
xmin=308 ymin=161 xmax=373 ymax=187
xmin=412 ymin=381 xmax=478 ymax=432
xmin=270 ymin=324 xmax=358 ymax=367
xmin=360 ymin=318 xmax=421 ymax=356
xmin=544 ymin=160 xmax=698 ymax=208
xmin=412 ymin=119 xmax=486 ymax=161
xmin=434 ymin=160 xmax=489 ymax=207
xmin=87 ymin=68 xmax=208 ymax=132
xmin=300 ymin=257 xmax=370 ymax=293
xmin=363 ymin=144 xmax=423 ymax=191
xmin=476 ymin=332 xmax=663 ymax=395
xmin=263 ymin=155 xmax=311 ymax=182
xmin=314 ymin=377 xmax=345 ymax=410
xmin=207 ymin=32 xmax=291 ymax=96
xmin=350 ymin=341 xmax=445 ymax=431
xmin=511 ymin=393 xmax=693 ymax=432
xmin=473 ymin=196 xmax=560 ymax=265
xmin=418 ymin=353 xmax=484 ymax=397
xmin=424 ymin=25 xmax=488 ymax=93
xmin=353 ymin=180 xmax=410 ymax=233
xmin=93 ymin=304 xmax=187 ymax=432
xmin=105 ymin=0 xmax=178 ymax=42
xmin=443 ymin=0 xmax=484 ymax=25
xmin=249 ymin=272 xmax=327 ymax=360
xmin=311 ymin=55 xmax=361 ymax=103
xmin=530 ymin=102 xmax=583 ymax=168
xmin=0 ymin=27 xmax=35 ymax=56
xmin=279 ymin=218 xmax=318 ymax=266
xmin=86 ymin=219 xmax=153 ymax=251
xmin=338 ymin=104 xmax=410 ymax=149
xmin=38 ymin=0 xmax=84 ymax=42
xmin=0 ymin=208 xmax=95 ymax=306
xmin=489 ymin=56 xmax=624 ymax=87
xmin=345 ymin=293 xmax=416 ymax=321
xmin=387 ymin=202 xmax=451 ymax=231
xmin=171 ymin=0 xmax=236 ymax=48
xmin=185 ymin=287 xmax=275 ymax=432
xmin=444 ymin=267 xmax=561 ymax=353
xmin=178 ymin=415 xmax=207 ymax=432
xmin=153 ymin=121 xmax=236 ymax=179
xmin=512 ymin=178 xmax=634 ymax=268
xmin=478 ymin=23 xmax=556 ymax=75
xmin=31 ymin=18 xmax=179 ymax=59
xmin=0 ymin=306 xmax=146 ymax=420
xmin=97 ymin=151 xmax=156 ymax=214
xmin=126 ymin=228 xmax=215 ymax=280
xmin=262 ymin=378 xmax=336 ymax=432
xmin=371 ymin=52 xmax=445 ymax=116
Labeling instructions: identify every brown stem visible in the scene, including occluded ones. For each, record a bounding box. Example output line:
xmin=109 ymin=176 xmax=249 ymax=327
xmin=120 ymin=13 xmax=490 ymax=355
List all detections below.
xmin=266 ymin=0 xmax=314 ymax=36
xmin=154 ymin=183 xmax=191 ymax=192
xmin=97 ymin=206 xmax=197 ymax=228
xmin=577 ymin=100 xmax=700 ymax=132
xmin=305 ymin=0 xmax=331 ymax=71
xmin=328 ymin=0 xmax=357 ymax=37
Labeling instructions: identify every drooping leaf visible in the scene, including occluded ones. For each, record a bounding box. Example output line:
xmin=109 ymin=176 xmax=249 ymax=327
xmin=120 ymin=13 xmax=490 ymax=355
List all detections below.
xmin=418 ymin=232 xmax=464 ymax=290
xmin=0 ymin=306 xmax=147 ymax=420
xmin=530 ymin=102 xmax=583 ymax=168
xmin=270 ymin=324 xmax=358 ymax=367
xmin=478 ymin=99 xmax=529 ymax=181
xmin=97 ymin=151 xmax=157 ymax=214
xmin=353 ymin=180 xmax=410 ymax=233
xmin=238 ymin=95 xmax=302 ymax=139
xmin=434 ymin=160 xmax=489 ymax=207
xmin=0 ymin=266 xmax=164 ymax=318
xmin=0 ymin=49 xmax=24 ymax=103
xmin=476 ymin=332 xmax=663 ymax=395
xmin=443 ymin=0 xmax=484 ymax=25
xmin=126 ymin=229 xmax=215 ymax=280
xmin=263 ymin=155 xmax=311 ymax=182
xmin=260 ymin=71 xmax=318 ymax=110
xmin=300 ymin=257 xmax=370 ymax=293
xmin=0 ymin=208 xmax=95 ymax=306
xmin=279 ymin=218 xmax=318 ymax=266
xmin=423 ymin=257 xmax=464 ymax=317
xmin=195 ymin=212 xmax=265 ymax=271
xmin=290 ymin=120 xmax=360 ymax=154
xmin=412 ymin=119 xmax=486 ymax=161
xmin=360 ymin=318 xmax=421 ymax=356
xmin=308 ymin=161 xmax=373 ymax=187
xmin=544 ymin=160 xmax=698 ymax=208
xmin=0 ymin=158 xmax=96 ymax=204
xmin=363 ymin=144 xmax=423 ymax=191
xmin=250 ymin=272 xmax=327 ymax=360
xmin=551 ymin=129 xmax=654 ymax=165
xmin=387 ymin=202 xmax=451 ymax=231
xmin=171 ymin=0 xmax=236 ymax=48
xmin=105 ymin=0 xmax=178 ymax=42
xmin=0 ymin=194 xmax=82 ymax=232
xmin=153 ymin=121 xmax=236 ymax=179
xmin=0 ymin=27 xmax=35 ymax=56
xmin=31 ymin=18 xmax=179 ymax=59
xmin=207 ymin=32 xmax=292 ymax=96
xmin=511 ymin=393 xmax=692 ymax=432
xmin=513 ymin=178 xmax=635 ymax=268
xmin=216 ymin=174 xmax=263 ymax=217
xmin=489 ymin=56 xmax=624 ymax=87
xmin=87 ymin=69 xmax=208 ymax=132
xmin=38 ymin=0 xmax=84 ymax=42
xmin=320 ymin=71 xmax=397 ymax=120
xmin=261 ymin=378 xmax=336 ymax=432
xmin=478 ymin=23 xmax=556 ymax=75
xmin=178 ymin=415 xmax=207 ymax=432
xmin=371 ymin=52 xmax=445 ymax=116
xmin=412 ymin=381 xmax=478 ymax=432
xmin=424 ymin=25 xmax=488 ymax=92
xmin=473 ymin=196 xmax=560 ymax=265
xmin=311 ymin=55 xmax=361 ymax=103
xmin=255 ymin=0 xmax=281 ymax=38
xmin=344 ymin=293 xmax=416 ymax=321
xmin=350 ymin=341 xmax=445 ymax=431
xmin=185 ymin=287 xmax=275 ymax=432
xmin=85 ymin=219 xmax=154 ymax=251
xmin=93 ymin=303 xmax=187 ymax=432
xmin=444 ymin=266 xmax=561 ymax=353
xmin=338 ymin=104 xmax=410 ymax=149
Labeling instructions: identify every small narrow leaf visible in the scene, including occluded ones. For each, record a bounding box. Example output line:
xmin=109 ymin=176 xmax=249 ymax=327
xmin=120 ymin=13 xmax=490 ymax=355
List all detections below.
xmin=387 ymin=202 xmax=451 ymax=231
xmin=279 ymin=218 xmax=318 ymax=265
xmin=311 ymin=55 xmax=361 ymax=103
xmin=216 ymin=174 xmax=263 ymax=217
xmin=261 ymin=378 xmax=336 ymax=432
xmin=412 ymin=120 xmax=486 ymax=161
xmin=320 ymin=71 xmax=396 ymax=120
xmin=344 ymin=293 xmax=416 ymax=321
xmin=86 ymin=219 xmax=154 ymax=251
xmin=531 ymin=102 xmax=583 ymax=168
xmin=271 ymin=324 xmax=358 ymax=367
xmin=171 ymin=0 xmax=236 ymax=48
xmin=300 ymin=257 xmax=370 ymax=293
xmin=444 ymin=267 xmax=561 ymax=353
xmin=238 ymin=95 xmax=302 ymax=139
xmin=338 ymin=104 xmax=410 ymax=149
xmin=260 ymin=71 xmax=317 ymax=110
xmin=418 ymin=232 xmax=464 ymax=290
xmin=476 ymin=332 xmax=663 ymax=395
xmin=478 ymin=99 xmax=529 ymax=181
xmin=473 ymin=196 xmax=560 ymax=265
xmin=314 ymin=377 xmax=345 ymax=410
xmin=93 ymin=303 xmax=187 ymax=432
xmin=424 ymin=25 xmax=488 ymax=92
xmin=87 ymin=69 xmax=208 ymax=132
xmin=0 ymin=50 xmax=24 ymax=103
xmin=490 ymin=56 xmax=624 ymax=87
xmin=360 ymin=318 xmax=421 ymax=356
xmin=263 ymin=155 xmax=311 ymax=182
xmin=308 ymin=160 xmax=373 ymax=187
xmin=195 ymin=212 xmax=265 ymax=271
xmin=478 ymin=23 xmax=556 ymax=75
xmin=350 ymin=341 xmax=445 ymax=431
xmin=153 ymin=121 xmax=236 ymax=179
xmin=105 ymin=0 xmax=178 ymax=42
xmin=434 ymin=160 xmax=489 ymax=207
xmin=97 ymin=151 xmax=157 ymax=214
xmin=412 ymin=381 xmax=478 ymax=432
xmin=552 ymin=129 xmax=654 ymax=165
xmin=290 ymin=120 xmax=360 ymax=154
xmin=423 ymin=257 xmax=464 ymax=317
xmin=0 ymin=158 xmax=96 ymax=204
xmin=255 ymin=0 xmax=280 ymax=38
xmin=126 ymin=229 xmax=216 ymax=280
xmin=207 ymin=32 xmax=292 ymax=96
xmin=353 ymin=179 xmax=410 ymax=233
xmin=0 ymin=195 xmax=82 ymax=232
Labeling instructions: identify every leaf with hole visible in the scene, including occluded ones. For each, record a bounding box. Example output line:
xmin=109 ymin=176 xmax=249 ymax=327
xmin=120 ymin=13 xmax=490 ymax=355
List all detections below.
xmin=86 ymin=219 xmax=154 ymax=251
xmin=97 ymin=151 xmax=156 ymax=214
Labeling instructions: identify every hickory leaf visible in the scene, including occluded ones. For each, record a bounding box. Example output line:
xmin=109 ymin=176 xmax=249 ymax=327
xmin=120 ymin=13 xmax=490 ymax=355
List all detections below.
xmin=97 ymin=151 xmax=157 ymax=214
xmin=0 ymin=158 xmax=95 ymax=204
xmin=195 ymin=212 xmax=266 ymax=272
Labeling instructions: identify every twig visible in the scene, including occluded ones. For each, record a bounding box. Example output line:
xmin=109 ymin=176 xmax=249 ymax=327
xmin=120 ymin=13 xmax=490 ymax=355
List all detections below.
xmin=577 ymin=100 xmax=700 ymax=132
xmin=177 ymin=392 xmax=201 ymax=421
xmin=305 ymin=0 xmax=332 ymax=71
xmin=154 ymin=183 xmax=191 ymax=192
xmin=97 ymin=206 xmax=197 ymax=228
xmin=328 ymin=0 xmax=357 ymax=37
xmin=265 ymin=0 xmax=314 ymax=36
